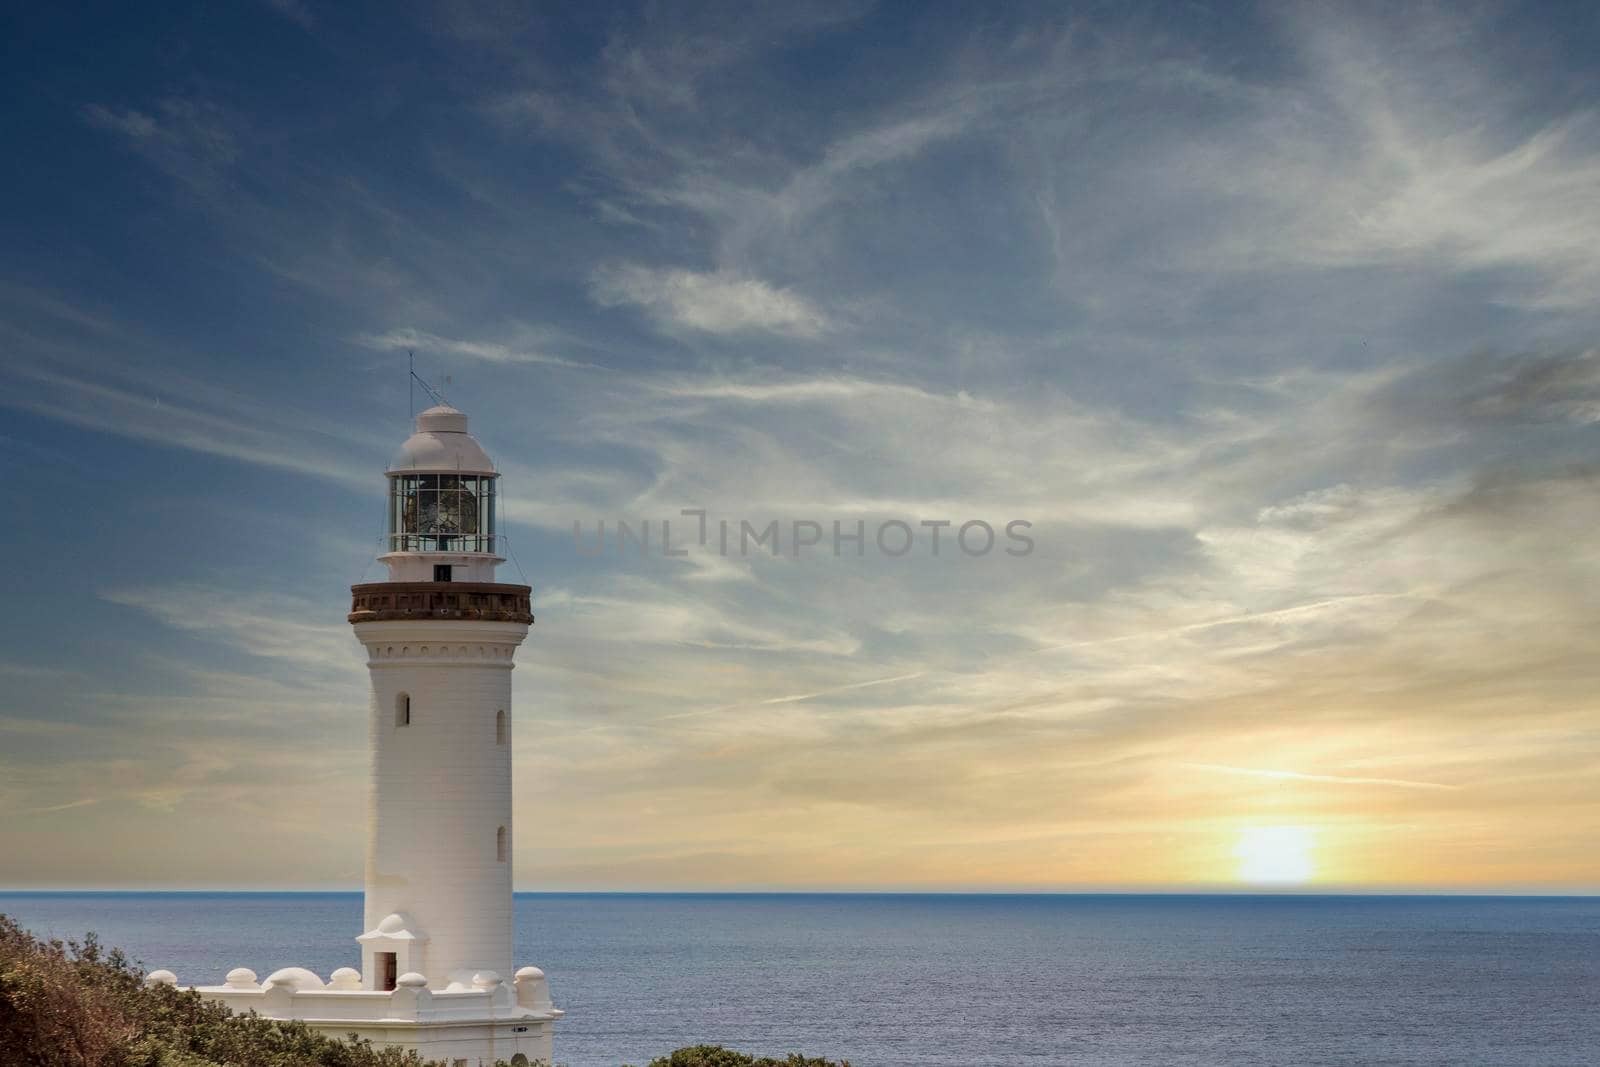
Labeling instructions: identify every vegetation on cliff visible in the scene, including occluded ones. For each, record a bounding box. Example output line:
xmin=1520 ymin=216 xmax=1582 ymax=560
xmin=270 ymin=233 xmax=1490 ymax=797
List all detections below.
xmin=0 ymin=914 xmax=846 ymax=1067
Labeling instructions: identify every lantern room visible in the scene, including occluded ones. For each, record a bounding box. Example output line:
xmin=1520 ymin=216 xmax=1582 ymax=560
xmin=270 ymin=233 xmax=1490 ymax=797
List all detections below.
xmin=379 ymin=404 xmax=505 ymax=582
xmin=387 ymin=472 xmax=497 ymax=554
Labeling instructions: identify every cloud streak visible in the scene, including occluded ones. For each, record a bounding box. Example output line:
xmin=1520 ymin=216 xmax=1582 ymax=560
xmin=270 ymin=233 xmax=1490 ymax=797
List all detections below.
xmin=1180 ymin=763 xmax=1462 ymax=792
xmin=590 ymin=266 xmax=829 ymax=337
xmin=357 ymin=327 xmax=601 ymax=369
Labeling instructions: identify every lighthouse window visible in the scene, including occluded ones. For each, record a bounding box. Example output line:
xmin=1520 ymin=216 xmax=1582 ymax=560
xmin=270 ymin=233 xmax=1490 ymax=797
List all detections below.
xmin=396 ymin=693 xmax=411 ymax=727
xmin=496 ymin=825 xmax=508 ymax=862
xmin=388 ymin=473 xmax=498 ymax=553
xmin=496 ymin=709 xmax=507 ymax=746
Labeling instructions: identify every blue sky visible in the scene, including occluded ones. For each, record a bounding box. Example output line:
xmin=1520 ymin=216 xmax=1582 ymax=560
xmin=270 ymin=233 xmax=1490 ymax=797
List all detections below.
xmin=2 ymin=1 xmax=1599 ymax=890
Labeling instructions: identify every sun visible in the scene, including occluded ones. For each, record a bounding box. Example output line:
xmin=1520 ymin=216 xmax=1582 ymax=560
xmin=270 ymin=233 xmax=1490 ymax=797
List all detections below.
xmin=1233 ymin=825 xmax=1316 ymax=885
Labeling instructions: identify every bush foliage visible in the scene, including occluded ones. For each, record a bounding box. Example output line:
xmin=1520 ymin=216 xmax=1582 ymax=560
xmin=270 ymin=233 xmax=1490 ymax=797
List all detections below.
xmin=0 ymin=913 xmax=427 ymax=1067
xmin=0 ymin=914 xmax=846 ymax=1067
xmin=640 ymin=1048 xmax=848 ymax=1067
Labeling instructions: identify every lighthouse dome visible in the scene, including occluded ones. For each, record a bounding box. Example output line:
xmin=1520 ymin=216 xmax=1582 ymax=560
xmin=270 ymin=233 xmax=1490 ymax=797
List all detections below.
xmin=390 ymin=404 xmax=496 ymax=475
xmin=381 ymin=403 xmax=502 ymax=568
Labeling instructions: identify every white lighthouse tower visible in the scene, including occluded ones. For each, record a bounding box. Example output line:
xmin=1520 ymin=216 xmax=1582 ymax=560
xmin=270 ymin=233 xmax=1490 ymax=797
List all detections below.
xmin=167 ymin=403 xmax=561 ymax=1067
xmin=351 ymin=402 xmax=526 ymax=991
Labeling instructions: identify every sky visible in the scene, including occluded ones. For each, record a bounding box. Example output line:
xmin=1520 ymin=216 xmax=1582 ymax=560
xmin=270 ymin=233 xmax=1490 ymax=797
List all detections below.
xmin=1 ymin=1 xmax=1598 ymax=892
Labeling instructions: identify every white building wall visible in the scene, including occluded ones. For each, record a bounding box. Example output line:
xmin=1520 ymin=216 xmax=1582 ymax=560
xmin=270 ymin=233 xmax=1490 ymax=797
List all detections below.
xmin=180 ymin=969 xmax=559 ymax=1066
xmin=354 ymin=618 xmax=528 ymax=989
xmin=377 ymin=550 xmax=503 ymax=582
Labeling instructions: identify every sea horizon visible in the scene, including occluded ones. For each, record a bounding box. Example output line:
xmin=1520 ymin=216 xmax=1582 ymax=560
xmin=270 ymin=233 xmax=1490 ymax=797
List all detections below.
xmin=6 ymin=890 xmax=1598 ymax=1066
xmin=4 ymin=887 xmax=1596 ymax=898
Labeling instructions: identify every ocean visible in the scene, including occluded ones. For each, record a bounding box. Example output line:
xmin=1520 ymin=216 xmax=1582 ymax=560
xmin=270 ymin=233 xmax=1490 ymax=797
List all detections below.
xmin=1 ymin=892 xmax=1596 ymax=1066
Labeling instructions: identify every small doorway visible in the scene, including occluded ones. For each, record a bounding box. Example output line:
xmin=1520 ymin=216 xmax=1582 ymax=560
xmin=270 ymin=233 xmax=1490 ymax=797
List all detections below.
xmin=378 ymin=952 xmax=398 ymax=991
xmin=433 ymin=564 xmax=453 ymax=582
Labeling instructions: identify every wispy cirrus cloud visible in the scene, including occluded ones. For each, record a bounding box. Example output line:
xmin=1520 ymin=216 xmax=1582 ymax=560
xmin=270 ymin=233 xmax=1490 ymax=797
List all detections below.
xmin=0 ymin=365 xmax=373 ymax=491
xmin=1180 ymin=763 xmax=1462 ymax=792
xmin=650 ymin=375 xmax=973 ymax=406
xmin=357 ymin=326 xmax=602 ymax=369
xmin=589 ymin=266 xmax=829 ymax=337
xmin=81 ymin=98 xmax=241 ymax=191
xmin=99 ymin=586 xmax=362 ymax=678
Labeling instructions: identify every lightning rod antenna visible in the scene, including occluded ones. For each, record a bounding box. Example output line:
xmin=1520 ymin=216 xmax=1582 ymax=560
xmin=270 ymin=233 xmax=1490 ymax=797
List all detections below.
xmin=408 ymin=361 xmax=449 ymax=409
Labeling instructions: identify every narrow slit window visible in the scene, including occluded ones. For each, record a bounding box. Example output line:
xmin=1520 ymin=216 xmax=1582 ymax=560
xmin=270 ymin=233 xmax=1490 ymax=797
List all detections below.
xmin=496 ymin=825 xmax=508 ymax=862
xmin=496 ymin=709 xmax=507 ymax=746
xmin=396 ymin=693 xmax=411 ymax=727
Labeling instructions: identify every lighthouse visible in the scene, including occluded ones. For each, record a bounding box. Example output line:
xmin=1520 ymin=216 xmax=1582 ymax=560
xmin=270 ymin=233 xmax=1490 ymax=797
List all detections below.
xmin=350 ymin=402 xmax=527 ymax=990
xmin=166 ymin=403 xmax=561 ymax=1067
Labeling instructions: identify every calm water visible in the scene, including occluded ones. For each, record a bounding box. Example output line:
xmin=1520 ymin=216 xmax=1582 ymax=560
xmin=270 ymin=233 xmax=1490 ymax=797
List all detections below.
xmin=1 ymin=892 xmax=1596 ymax=1066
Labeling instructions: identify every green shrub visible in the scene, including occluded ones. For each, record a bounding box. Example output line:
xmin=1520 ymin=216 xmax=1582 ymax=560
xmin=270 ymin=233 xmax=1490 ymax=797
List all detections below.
xmin=1 ymin=914 xmax=844 ymax=1067
xmin=643 ymin=1047 xmax=849 ymax=1067
xmin=0 ymin=913 xmax=444 ymax=1067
